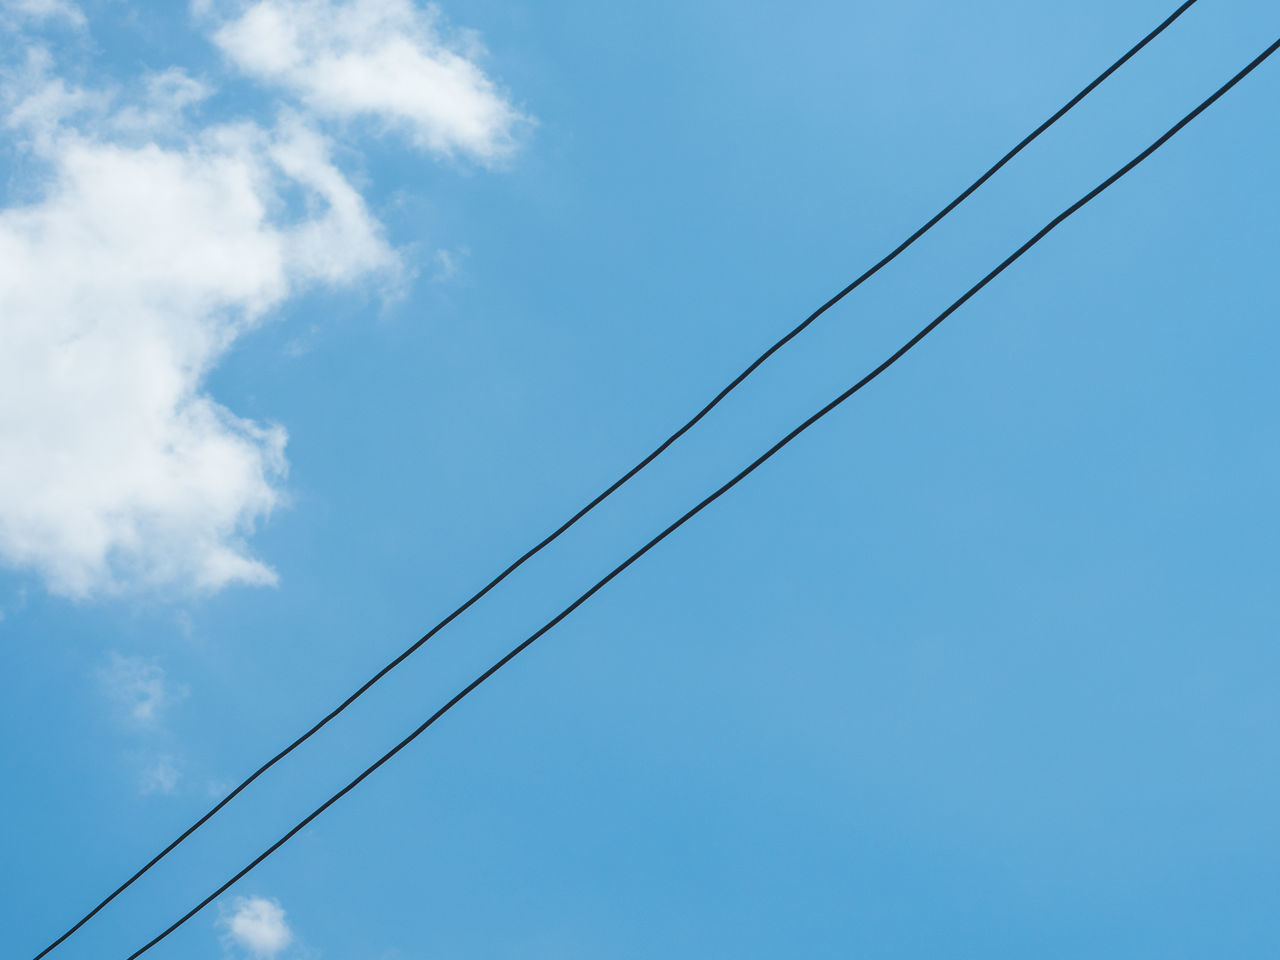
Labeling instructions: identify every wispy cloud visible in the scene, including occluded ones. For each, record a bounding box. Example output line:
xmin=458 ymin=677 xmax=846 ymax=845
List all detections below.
xmin=139 ymin=755 xmax=182 ymax=795
xmin=97 ymin=652 xmax=189 ymax=795
xmin=98 ymin=653 xmax=189 ymax=726
xmin=431 ymin=245 xmax=467 ymax=282
xmin=2 ymin=0 xmax=86 ymax=28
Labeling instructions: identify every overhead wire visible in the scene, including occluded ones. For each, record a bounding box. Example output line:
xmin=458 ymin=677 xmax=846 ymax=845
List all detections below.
xmin=115 ymin=31 xmax=1280 ymax=960
xmin=24 ymin=4 xmax=1205 ymax=958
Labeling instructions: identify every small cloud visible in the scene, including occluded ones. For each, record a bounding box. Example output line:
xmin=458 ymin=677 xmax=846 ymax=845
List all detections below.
xmin=139 ymin=755 xmax=181 ymax=795
xmin=431 ymin=245 xmax=467 ymax=283
xmin=220 ymin=896 xmax=294 ymax=958
xmin=98 ymin=653 xmax=188 ymax=726
xmin=208 ymin=0 xmax=531 ymax=162
xmin=283 ymin=322 xmax=322 ymax=358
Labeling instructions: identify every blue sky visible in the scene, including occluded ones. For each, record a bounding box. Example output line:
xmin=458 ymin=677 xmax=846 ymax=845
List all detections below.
xmin=3 ymin=0 xmax=1279 ymax=957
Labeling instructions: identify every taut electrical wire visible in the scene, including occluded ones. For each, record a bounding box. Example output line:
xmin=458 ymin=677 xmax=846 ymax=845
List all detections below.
xmin=25 ymin=5 xmax=1204 ymax=959
xmin=117 ymin=32 xmax=1280 ymax=960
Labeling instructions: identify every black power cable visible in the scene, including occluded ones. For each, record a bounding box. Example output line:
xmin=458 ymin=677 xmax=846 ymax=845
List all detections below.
xmin=25 ymin=5 xmax=1205 ymax=959
xmin=117 ymin=32 xmax=1280 ymax=960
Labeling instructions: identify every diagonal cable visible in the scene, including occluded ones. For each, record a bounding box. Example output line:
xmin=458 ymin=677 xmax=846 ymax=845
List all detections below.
xmin=116 ymin=31 xmax=1280 ymax=960
xmin=25 ymin=4 xmax=1201 ymax=957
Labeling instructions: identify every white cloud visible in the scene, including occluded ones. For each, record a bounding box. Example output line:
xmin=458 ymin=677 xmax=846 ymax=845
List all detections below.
xmin=98 ymin=652 xmax=188 ymax=725
xmin=221 ymin=896 xmax=294 ymax=958
xmin=210 ymin=0 xmax=528 ymax=161
xmin=0 ymin=67 xmax=398 ymax=597
xmin=139 ymin=755 xmax=181 ymax=795
xmin=1 ymin=1 xmax=526 ymax=599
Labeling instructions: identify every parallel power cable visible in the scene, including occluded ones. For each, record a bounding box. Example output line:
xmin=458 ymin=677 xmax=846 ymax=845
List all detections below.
xmin=24 ymin=5 xmax=1204 ymax=959
xmin=115 ymin=34 xmax=1280 ymax=960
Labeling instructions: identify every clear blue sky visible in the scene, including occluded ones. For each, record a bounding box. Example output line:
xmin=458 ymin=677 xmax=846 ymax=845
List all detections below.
xmin=3 ymin=1 xmax=1279 ymax=958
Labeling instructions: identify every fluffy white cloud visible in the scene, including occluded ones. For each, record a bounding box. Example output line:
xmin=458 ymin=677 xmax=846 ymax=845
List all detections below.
xmin=0 ymin=68 xmax=398 ymax=597
xmin=221 ymin=896 xmax=294 ymax=958
xmin=98 ymin=652 xmax=189 ymax=724
xmin=211 ymin=0 xmax=527 ymax=161
xmin=2 ymin=0 xmax=525 ymax=599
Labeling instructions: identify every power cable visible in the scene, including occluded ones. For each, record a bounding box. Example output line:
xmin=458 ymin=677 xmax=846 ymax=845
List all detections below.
xmin=25 ymin=5 xmax=1203 ymax=958
xmin=116 ymin=32 xmax=1280 ymax=960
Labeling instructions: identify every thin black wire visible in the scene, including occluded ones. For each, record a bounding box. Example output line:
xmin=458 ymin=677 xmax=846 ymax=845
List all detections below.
xmin=26 ymin=6 xmax=1205 ymax=959
xmin=119 ymin=34 xmax=1280 ymax=960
